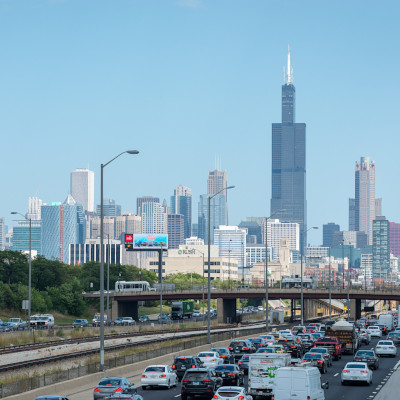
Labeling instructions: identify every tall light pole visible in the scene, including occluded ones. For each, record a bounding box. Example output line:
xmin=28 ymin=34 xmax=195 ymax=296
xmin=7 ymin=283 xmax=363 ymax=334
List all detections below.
xmin=194 ymin=249 xmax=206 ymax=317
xmin=208 ymin=185 xmax=235 ymax=344
xmin=11 ymin=211 xmax=32 ymax=329
xmin=100 ymin=150 xmax=139 ymax=371
xmin=300 ymin=226 xmax=318 ymax=326
xmin=264 ymin=210 xmax=285 ymax=331
xmin=107 ymin=234 xmax=110 ymax=324
xmin=328 ymin=247 xmax=332 ymax=319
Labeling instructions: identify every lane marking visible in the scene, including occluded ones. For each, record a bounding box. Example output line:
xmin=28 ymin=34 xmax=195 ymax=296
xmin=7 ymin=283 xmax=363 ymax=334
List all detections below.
xmin=334 ymin=373 xmax=339 ymax=376
xmin=394 ymin=360 xmax=400 ymax=370
xmin=174 ymin=395 xmax=181 ymax=398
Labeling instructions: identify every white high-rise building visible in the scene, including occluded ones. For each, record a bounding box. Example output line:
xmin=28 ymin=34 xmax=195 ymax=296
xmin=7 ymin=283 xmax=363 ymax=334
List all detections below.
xmin=184 ymin=237 xmax=205 ymax=245
xmin=141 ymin=202 xmax=168 ymax=234
xmin=0 ymin=218 xmax=5 ymax=250
xmin=261 ymin=219 xmax=300 ymax=261
xmin=70 ymin=168 xmax=95 ymax=212
xmin=214 ymin=225 xmax=247 ymax=271
xmin=27 ymin=197 xmax=43 ymax=220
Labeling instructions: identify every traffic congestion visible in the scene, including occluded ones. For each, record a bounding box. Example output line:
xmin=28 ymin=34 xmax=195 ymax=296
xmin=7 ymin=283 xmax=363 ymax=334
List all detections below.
xmin=33 ymin=310 xmax=400 ymax=400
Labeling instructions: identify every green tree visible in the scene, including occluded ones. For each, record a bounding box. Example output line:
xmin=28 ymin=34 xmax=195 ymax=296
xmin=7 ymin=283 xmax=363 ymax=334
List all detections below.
xmin=32 ymin=256 xmax=69 ymax=291
xmin=0 ymin=250 xmax=28 ymax=285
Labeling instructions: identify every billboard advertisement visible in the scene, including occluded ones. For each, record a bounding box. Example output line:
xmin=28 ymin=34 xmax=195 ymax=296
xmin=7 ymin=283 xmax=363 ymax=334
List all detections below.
xmin=132 ymin=234 xmax=168 ymax=249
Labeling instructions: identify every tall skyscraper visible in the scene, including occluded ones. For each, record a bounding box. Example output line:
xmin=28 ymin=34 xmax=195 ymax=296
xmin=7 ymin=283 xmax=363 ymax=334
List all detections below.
xmin=355 ymin=157 xmax=375 ymax=245
xmin=238 ymin=220 xmax=262 ymax=244
xmin=270 ymin=47 xmax=307 ymax=245
xmin=168 ymin=214 xmax=184 ymax=249
xmin=70 ymin=168 xmax=95 ymax=213
xmin=0 ymin=218 xmax=5 ymax=251
xmin=349 ymin=198 xmax=356 ymax=231
xmin=389 ymin=222 xmax=400 ymax=258
xmin=141 ymin=201 xmax=167 ymax=234
xmin=323 ymin=222 xmax=340 ymax=247
xmin=208 ymin=169 xmax=228 ymax=222
xmin=137 ymin=196 xmax=160 ymax=215
xmin=27 ymin=197 xmax=43 ymax=220
xmin=198 ymin=194 xmax=226 ymax=245
xmin=170 ymin=186 xmax=192 ymax=239
xmin=41 ymin=195 xmax=86 ymax=263
xmin=96 ymin=198 xmax=121 ymax=217
xmin=375 ymin=198 xmax=383 ymax=217
xmin=372 ymin=216 xmax=390 ymax=279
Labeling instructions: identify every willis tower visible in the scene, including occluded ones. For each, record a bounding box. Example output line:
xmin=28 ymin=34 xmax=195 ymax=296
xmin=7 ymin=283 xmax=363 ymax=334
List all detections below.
xmin=270 ymin=47 xmax=307 ymax=246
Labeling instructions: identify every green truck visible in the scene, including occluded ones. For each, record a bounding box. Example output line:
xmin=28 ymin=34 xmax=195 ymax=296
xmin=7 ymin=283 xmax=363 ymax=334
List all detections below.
xmin=171 ymin=301 xmax=194 ymax=319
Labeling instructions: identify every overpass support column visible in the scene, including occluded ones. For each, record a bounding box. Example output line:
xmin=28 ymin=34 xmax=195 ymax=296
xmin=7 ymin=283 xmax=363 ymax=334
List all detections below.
xmin=111 ymin=299 xmax=118 ymax=320
xmin=290 ymin=299 xmax=294 ymax=322
xmin=350 ymin=299 xmax=361 ymax=320
xmin=217 ymin=298 xmax=236 ymax=324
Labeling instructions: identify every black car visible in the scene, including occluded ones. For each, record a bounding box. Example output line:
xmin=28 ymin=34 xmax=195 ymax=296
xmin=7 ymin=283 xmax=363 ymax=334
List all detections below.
xmin=238 ymin=354 xmax=250 ymax=374
xmin=277 ymin=338 xmax=304 ymax=358
xmin=248 ymin=337 xmax=265 ymax=349
xmin=228 ymin=340 xmax=255 ymax=361
xmin=172 ymin=356 xmax=204 ymax=381
xmin=297 ymin=334 xmax=315 ymax=351
xmin=387 ymin=332 xmax=400 ymax=346
xmin=211 ymin=348 xmax=233 ymax=364
xmin=354 ymin=350 xmax=379 ymax=370
xmin=181 ymin=368 xmax=222 ymax=400
xmin=214 ymin=364 xmax=244 ymax=386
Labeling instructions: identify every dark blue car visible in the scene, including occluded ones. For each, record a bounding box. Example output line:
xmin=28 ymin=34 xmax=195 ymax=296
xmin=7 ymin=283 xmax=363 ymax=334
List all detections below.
xmin=238 ymin=354 xmax=250 ymax=374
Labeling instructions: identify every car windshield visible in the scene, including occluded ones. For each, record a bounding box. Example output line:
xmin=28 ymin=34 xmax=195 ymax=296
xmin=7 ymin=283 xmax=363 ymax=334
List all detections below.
xmin=98 ymin=378 xmax=122 ymax=386
xmin=217 ymin=390 xmax=242 ymax=397
xmin=316 ymin=337 xmax=335 ymax=342
xmin=145 ymin=366 xmax=165 ymax=372
xmin=175 ymin=358 xmax=194 ymax=365
xmin=249 ymin=338 xmax=262 ymax=343
xmin=356 ymin=351 xmax=374 ymax=357
xmin=257 ymin=348 xmax=275 ymax=353
xmin=304 ymin=354 xmax=322 ymax=360
xmin=198 ymin=353 xmax=215 ymax=357
xmin=312 ymin=348 xmax=327 ymax=354
xmin=185 ymin=372 xmax=208 ymax=380
xmin=278 ymin=339 xmax=293 ymax=344
xmin=230 ymin=341 xmax=246 ymax=346
xmin=346 ymin=364 xmax=365 ymax=369
xmin=215 ymin=365 xmax=235 ymax=371
xmin=240 ymin=355 xmax=250 ymax=361
xmin=378 ymin=341 xmax=393 ymax=345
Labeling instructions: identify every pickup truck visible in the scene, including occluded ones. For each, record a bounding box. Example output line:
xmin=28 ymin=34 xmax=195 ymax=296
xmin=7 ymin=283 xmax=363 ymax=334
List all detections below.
xmin=8 ymin=318 xmax=27 ymax=330
xmin=313 ymin=337 xmax=342 ymax=360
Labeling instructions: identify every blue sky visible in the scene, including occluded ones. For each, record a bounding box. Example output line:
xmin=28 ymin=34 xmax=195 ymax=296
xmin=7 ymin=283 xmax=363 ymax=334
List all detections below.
xmin=1 ymin=0 xmax=399 ymax=245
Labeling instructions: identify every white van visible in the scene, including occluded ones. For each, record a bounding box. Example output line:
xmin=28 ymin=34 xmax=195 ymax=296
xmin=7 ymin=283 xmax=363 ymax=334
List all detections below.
xmin=378 ymin=314 xmax=394 ymax=331
xmin=272 ymin=366 xmax=328 ymax=400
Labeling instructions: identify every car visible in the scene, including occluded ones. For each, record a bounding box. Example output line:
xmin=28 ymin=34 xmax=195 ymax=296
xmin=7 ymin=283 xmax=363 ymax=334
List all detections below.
xmin=193 ymin=310 xmax=202 ymax=318
xmin=197 ymin=351 xmax=224 ymax=368
xmin=353 ymin=350 xmax=379 ymax=370
xmin=172 ymin=356 xmax=204 ymax=381
xmin=279 ymin=330 xmax=293 ymax=339
xmin=301 ymin=353 xmax=327 ymax=374
xmin=311 ymin=332 xmax=324 ymax=341
xmin=104 ymin=395 xmax=143 ymax=400
xmin=367 ymin=326 xmax=382 ymax=337
xmin=297 ymin=333 xmax=315 ymax=351
xmin=341 ymin=362 xmax=372 ymax=385
xmin=181 ymin=368 xmax=223 ymax=400
xmin=0 ymin=323 xmax=11 ymax=332
xmin=291 ymin=325 xmax=306 ymax=334
xmin=305 ymin=326 xmax=317 ymax=334
xmin=93 ymin=377 xmax=136 ymax=399
xmin=3 ymin=322 xmax=18 ymax=331
xmin=376 ymin=324 xmax=388 ymax=336
xmin=258 ymin=334 xmax=276 ymax=345
xmin=257 ymin=306 xmax=264 ymax=311
xmin=237 ymin=354 xmax=250 ymax=374
xmin=277 ymin=338 xmax=304 ymax=358
xmin=358 ymin=328 xmax=371 ymax=344
xmin=141 ymin=364 xmax=177 ymax=390
xmin=72 ymin=319 xmax=88 ymax=328
xmin=256 ymin=347 xmax=276 ymax=354
xmin=214 ymin=365 xmax=244 ymax=386
xmin=139 ymin=316 xmax=149 ymax=323
xmin=247 ymin=337 xmax=265 ymax=349
xmin=213 ymin=386 xmax=252 ymax=400
xmin=267 ymin=344 xmax=285 ymax=353
xmin=228 ymin=340 xmax=256 ymax=360
xmin=114 ymin=317 xmax=135 ymax=326
xmin=211 ymin=348 xmax=233 ymax=364
xmin=375 ymin=340 xmax=397 ymax=357
xmin=34 ymin=397 xmax=70 ymax=400
xmin=310 ymin=347 xmax=333 ymax=367
xmin=387 ymin=332 xmax=400 ymax=346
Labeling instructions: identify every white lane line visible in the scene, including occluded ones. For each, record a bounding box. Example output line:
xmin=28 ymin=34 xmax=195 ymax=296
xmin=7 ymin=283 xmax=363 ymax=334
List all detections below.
xmin=334 ymin=373 xmax=339 ymax=376
xmin=394 ymin=360 xmax=400 ymax=370
xmin=174 ymin=395 xmax=181 ymax=398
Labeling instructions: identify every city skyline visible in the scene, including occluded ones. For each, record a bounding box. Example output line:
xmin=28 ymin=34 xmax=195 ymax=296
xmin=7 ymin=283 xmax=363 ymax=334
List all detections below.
xmin=2 ymin=1 xmax=400 ymax=246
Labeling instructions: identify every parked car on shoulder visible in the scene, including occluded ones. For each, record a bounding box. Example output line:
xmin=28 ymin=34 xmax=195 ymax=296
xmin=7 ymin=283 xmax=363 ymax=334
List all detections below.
xmin=138 ymin=315 xmax=149 ymax=323
xmin=72 ymin=319 xmax=89 ymax=328
xmin=0 ymin=323 xmax=11 ymax=332
xmin=114 ymin=317 xmax=135 ymax=326
xmin=8 ymin=318 xmax=27 ymax=330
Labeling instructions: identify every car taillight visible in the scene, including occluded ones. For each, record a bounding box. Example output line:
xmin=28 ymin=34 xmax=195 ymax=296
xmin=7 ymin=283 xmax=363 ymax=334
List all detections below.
xmin=160 ymin=374 xmax=167 ymax=378
xmin=367 ymin=358 xmax=375 ymax=361
xmin=221 ymin=355 xmax=227 ymax=358
xmin=113 ymin=387 xmax=123 ymax=392
xmin=361 ymin=370 xmax=368 ymax=373
xmin=182 ymin=379 xmax=189 ymax=383
xmin=172 ymin=365 xmax=176 ymax=369
xmin=238 ymin=362 xmax=241 ymax=365
xmin=243 ymin=347 xmax=249 ymax=350
xmin=94 ymin=388 xmax=102 ymax=392
xmin=390 ymin=346 xmax=395 ymax=349
xmin=377 ymin=346 xmax=381 ymax=348
xmin=141 ymin=374 xmax=147 ymax=378
xmin=238 ymin=396 xmax=244 ymax=399
xmin=203 ymin=379 xmax=212 ymax=383
xmin=343 ymin=370 xmax=350 ymax=373
xmin=290 ymin=345 xmax=296 ymax=348
xmin=228 ymin=347 xmax=232 ymax=350
xmin=354 ymin=358 xmax=361 ymax=361
xmin=317 ymin=360 xmax=323 ymax=364
xmin=212 ymin=359 xmax=217 ymax=361
xmin=228 ymin=373 xmax=236 ymax=376
xmin=307 ymin=396 xmax=310 ymax=400
xmin=192 ymin=365 xmax=196 ymax=368
xmin=213 ymin=396 xmax=218 ymax=399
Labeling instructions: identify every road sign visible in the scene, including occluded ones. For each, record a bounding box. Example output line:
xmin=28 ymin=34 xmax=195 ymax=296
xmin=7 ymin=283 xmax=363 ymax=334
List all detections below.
xmin=22 ymin=300 xmax=29 ymax=310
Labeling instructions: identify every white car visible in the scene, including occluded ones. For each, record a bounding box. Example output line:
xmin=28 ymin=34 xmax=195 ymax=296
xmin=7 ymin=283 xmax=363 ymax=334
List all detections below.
xmin=258 ymin=334 xmax=276 ymax=345
xmin=214 ymin=386 xmax=253 ymax=400
xmin=257 ymin=306 xmax=264 ymax=311
xmin=367 ymin=326 xmax=382 ymax=337
xmin=375 ymin=340 xmax=397 ymax=357
xmin=197 ymin=351 xmax=224 ymax=368
xmin=341 ymin=362 xmax=372 ymax=386
xmin=279 ymin=330 xmax=293 ymax=339
xmin=141 ymin=365 xmax=177 ymax=389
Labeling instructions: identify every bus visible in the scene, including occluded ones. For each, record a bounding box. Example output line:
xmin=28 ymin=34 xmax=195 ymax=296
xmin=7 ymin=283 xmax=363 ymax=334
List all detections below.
xmin=281 ymin=277 xmax=316 ymax=289
xmin=115 ymin=281 xmax=154 ymax=292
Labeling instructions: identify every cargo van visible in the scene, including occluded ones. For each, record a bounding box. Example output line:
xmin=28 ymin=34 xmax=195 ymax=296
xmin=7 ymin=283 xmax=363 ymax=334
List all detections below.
xmin=272 ymin=366 xmax=328 ymax=400
xmin=378 ymin=314 xmax=394 ymax=331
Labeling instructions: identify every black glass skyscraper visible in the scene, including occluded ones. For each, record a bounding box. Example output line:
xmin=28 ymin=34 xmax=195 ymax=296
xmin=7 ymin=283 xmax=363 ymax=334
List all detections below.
xmin=271 ymin=47 xmax=307 ymax=245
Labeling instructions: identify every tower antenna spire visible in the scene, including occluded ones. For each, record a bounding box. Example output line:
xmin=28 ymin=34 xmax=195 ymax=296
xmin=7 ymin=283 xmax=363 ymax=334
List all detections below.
xmin=286 ymin=45 xmax=293 ymax=85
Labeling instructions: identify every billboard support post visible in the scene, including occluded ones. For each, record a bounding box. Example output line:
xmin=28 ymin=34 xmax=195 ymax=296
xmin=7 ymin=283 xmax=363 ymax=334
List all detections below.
xmin=159 ymin=247 xmax=163 ymax=321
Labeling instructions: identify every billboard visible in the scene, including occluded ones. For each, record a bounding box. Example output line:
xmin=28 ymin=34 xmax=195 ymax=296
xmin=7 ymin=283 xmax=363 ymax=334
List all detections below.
xmin=132 ymin=234 xmax=168 ymax=249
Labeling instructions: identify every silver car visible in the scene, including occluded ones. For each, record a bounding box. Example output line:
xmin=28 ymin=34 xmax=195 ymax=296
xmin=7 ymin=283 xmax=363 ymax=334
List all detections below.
xmin=93 ymin=377 xmax=136 ymax=399
xmin=341 ymin=362 xmax=372 ymax=386
xmin=214 ymin=386 xmax=253 ymax=400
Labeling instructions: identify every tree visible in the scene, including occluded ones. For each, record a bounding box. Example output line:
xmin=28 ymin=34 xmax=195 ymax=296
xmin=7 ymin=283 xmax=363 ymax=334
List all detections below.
xmin=32 ymin=256 xmax=69 ymax=291
xmin=0 ymin=250 xmax=28 ymax=285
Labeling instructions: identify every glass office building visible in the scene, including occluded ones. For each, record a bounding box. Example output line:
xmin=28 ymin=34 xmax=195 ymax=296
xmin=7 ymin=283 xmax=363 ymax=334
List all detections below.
xmin=170 ymin=186 xmax=192 ymax=239
xmin=12 ymin=220 xmax=42 ymax=253
xmin=198 ymin=194 xmax=226 ymax=245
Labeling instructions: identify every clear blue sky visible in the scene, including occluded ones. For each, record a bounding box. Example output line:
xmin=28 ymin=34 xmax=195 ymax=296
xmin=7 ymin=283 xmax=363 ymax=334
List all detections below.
xmin=1 ymin=0 xmax=399 ymax=245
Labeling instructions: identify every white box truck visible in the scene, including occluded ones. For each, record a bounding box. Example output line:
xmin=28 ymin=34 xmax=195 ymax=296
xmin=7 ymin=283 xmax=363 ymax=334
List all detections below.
xmin=272 ymin=366 xmax=328 ymax=400
xmin=248 ymin=353 xmax=291 ymax=397
xmin=378 ymin=314 xmax=394 ymax=331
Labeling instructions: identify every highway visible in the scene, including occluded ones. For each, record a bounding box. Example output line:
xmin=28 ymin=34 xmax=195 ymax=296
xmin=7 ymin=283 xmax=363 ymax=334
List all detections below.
xmin=63 ymin=336 xmax=400 ymax=400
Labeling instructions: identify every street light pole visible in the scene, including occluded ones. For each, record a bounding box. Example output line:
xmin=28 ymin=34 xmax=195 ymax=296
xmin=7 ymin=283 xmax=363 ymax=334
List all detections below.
xmin=328 ymin=247 xmax=332 ymax=319
xmin=207 ymin=185 xmax=235 ymax=344
xmin=100 ymin=150 xmax=139 ymax=371
xmin=300 ymin=226 xmax=318 ymax=326
xmin=107 ymin=234 xmax=110 ymax=324
xmin=11 ymin=212 xmax=32 ymax=330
